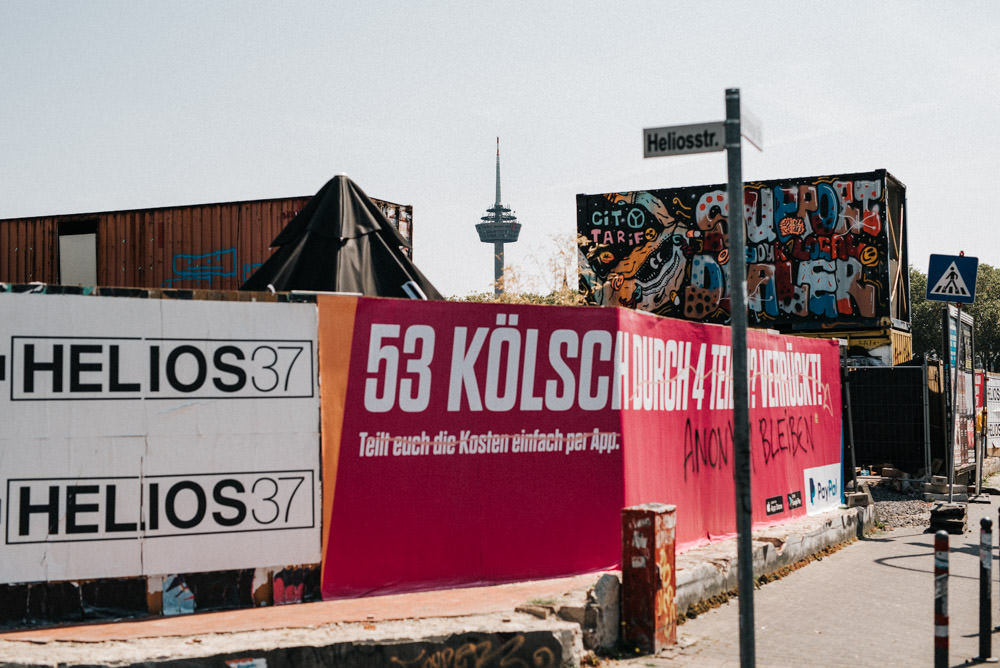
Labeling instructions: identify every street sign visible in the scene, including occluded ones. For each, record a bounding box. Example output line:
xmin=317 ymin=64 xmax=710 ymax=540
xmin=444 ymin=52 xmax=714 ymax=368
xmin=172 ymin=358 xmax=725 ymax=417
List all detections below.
xmin=927 ymin=253 xmax=978 ymax=304
xmin=642 ymin=92 xmax=762 ymax=666
xmin=740 ymin=106 xmax=764 ymax=152
xmin=643 ymin=121 xmax=725 ymax=158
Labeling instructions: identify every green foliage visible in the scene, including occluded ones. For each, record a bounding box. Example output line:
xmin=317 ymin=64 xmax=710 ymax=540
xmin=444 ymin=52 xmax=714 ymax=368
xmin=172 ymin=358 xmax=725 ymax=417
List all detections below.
xmin=910 ymin=262 xmax=1000 ymax=369
xmin=452 ymin=286 xmax=584 ymax=306
xmin=450 ymin=234 xmax=585 ymax=306
xmin=909 ymin=267 xmax=940 ymax=359
xmin=971 ymin=263 xmax=1000 ymax=369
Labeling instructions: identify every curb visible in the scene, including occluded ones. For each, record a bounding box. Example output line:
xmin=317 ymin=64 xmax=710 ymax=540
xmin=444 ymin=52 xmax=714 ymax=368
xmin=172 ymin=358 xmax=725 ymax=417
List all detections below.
xmin=674 ymin=505 xmax=877 ymax=619
xmin=0 ymin=614 xmax=583 ymax=668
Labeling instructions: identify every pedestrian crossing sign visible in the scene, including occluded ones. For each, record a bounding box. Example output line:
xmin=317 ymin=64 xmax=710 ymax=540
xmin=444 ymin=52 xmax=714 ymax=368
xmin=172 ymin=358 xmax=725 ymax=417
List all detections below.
xmin=926 ymin=254 xmax=978 ymax=304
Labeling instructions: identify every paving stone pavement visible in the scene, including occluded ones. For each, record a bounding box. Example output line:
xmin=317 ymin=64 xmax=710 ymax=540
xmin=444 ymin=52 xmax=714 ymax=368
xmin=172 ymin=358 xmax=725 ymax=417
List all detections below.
xmin=612 ymin=489 xmax=1000 ymax=668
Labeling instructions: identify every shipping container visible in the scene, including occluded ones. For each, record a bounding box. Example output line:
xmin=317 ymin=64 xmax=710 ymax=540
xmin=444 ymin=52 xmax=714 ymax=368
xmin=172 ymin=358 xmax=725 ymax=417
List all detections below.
xmin=577 ymin=169 xmax=908 ymax=334
xmin=797 ymin=326 xmax=912 ymax=366
xmin=0 ymin=194 xmax=413 ymax=290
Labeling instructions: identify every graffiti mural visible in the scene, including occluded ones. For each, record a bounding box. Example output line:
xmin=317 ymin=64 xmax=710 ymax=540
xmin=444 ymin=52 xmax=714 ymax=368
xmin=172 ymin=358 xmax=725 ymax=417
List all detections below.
xmin=577 ymin=169 xmax=907 ymax=330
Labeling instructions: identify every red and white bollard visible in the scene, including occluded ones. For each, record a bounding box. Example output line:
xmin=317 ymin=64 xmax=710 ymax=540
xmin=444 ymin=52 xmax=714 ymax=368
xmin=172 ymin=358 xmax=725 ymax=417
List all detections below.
xmin=979 ymin=517 xmax=997 ymax=663
xmin=935 ymin=529 xmax=948 ymax=668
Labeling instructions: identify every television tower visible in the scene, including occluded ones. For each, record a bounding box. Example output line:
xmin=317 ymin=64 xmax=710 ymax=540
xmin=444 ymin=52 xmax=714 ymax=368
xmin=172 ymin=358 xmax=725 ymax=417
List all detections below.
xmin=476 ymin=138 xmax=521 ymax=295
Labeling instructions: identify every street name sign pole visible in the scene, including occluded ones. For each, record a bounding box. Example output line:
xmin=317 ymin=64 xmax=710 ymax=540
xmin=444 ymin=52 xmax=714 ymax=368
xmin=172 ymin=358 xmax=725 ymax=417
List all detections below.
xmin=725 ymin=87 xmax=754 ymax=668
xmin=642 ymin=88 xmax=760 ymax=667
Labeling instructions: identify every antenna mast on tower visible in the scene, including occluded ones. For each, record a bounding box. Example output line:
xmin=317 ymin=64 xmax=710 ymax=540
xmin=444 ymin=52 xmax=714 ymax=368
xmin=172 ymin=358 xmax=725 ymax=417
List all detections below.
xmin=475 ymin=137 xmax=521 ymax=295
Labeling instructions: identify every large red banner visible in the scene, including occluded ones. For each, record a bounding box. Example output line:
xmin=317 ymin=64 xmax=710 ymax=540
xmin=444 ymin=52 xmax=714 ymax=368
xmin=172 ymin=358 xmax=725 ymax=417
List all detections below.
xmin=319 ymin=297 xmax=841 ymax=599
xmin=617 ymin=309 xmax=842 ymax=547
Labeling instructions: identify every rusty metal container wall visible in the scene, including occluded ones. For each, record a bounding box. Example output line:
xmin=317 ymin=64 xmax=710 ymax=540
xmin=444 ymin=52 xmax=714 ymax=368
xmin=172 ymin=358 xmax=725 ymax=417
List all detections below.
xmin=144 ymin=197 xmax=310 ymax=289
xmin=0 ymin=196 xmax=412 ymax=290
xmin=0 ymin=217 xmax=57 ymax=284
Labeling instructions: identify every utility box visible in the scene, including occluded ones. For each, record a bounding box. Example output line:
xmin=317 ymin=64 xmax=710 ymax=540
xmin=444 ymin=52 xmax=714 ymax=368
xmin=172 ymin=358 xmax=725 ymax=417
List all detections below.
xmin=577 ymin=169 xmax=908 ymax=333
xmin=621 ymin=503 xmax=677 ymax=654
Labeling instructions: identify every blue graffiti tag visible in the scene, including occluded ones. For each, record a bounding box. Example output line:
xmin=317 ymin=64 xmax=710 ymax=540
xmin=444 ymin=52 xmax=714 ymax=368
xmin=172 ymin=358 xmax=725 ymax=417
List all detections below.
xmin=163 ymin=248 xmax=237 ymax=287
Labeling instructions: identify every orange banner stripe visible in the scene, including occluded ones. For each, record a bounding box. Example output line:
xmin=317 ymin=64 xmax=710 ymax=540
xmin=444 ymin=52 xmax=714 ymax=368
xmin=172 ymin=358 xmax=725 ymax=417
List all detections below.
xmin=317 ymin=295 xmax=359 ymax=573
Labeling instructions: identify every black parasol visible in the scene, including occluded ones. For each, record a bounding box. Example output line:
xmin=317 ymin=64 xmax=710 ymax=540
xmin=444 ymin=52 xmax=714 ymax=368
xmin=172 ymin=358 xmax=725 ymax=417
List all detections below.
xmin=241 ymin=174 xmax=442 ymax=299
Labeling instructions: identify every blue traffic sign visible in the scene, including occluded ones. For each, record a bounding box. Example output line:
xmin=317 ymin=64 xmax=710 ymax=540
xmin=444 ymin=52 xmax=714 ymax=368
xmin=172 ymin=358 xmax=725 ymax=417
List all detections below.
xmin=926 ymin=254 xmax=978 ymax=304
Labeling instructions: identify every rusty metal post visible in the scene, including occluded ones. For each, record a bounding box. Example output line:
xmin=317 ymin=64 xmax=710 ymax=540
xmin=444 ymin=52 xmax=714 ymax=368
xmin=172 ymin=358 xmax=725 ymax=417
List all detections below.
xmin=621 ymin=503 xmax=677 ymax=654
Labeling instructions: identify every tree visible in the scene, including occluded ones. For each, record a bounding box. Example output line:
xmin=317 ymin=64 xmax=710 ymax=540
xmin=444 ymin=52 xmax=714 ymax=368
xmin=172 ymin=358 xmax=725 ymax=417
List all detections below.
xmin=969 ymin=263 xmax=1000 ymax=370
xmin=909 ymin=267 xmax=939 ymax=359
xmin=910 ymin=262 xmax=1000 ymax=369
xmin=453 ymin=234 xmax=584 ymax=306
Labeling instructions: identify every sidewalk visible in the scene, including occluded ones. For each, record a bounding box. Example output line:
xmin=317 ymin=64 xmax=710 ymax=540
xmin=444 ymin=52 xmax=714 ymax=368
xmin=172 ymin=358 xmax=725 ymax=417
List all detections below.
xmin=0 ymin=572 xmax=605 ymax=643
xmin=618 ymin=488 xmax=1000 ymax=667
xmin=0 ymin=500 xmax=874 ymax=667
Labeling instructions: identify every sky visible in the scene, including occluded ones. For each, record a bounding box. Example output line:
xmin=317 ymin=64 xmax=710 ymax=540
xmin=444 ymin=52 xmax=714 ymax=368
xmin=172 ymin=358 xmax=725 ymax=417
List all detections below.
xmin=2 ymin=1 xmax=999 ymax=297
